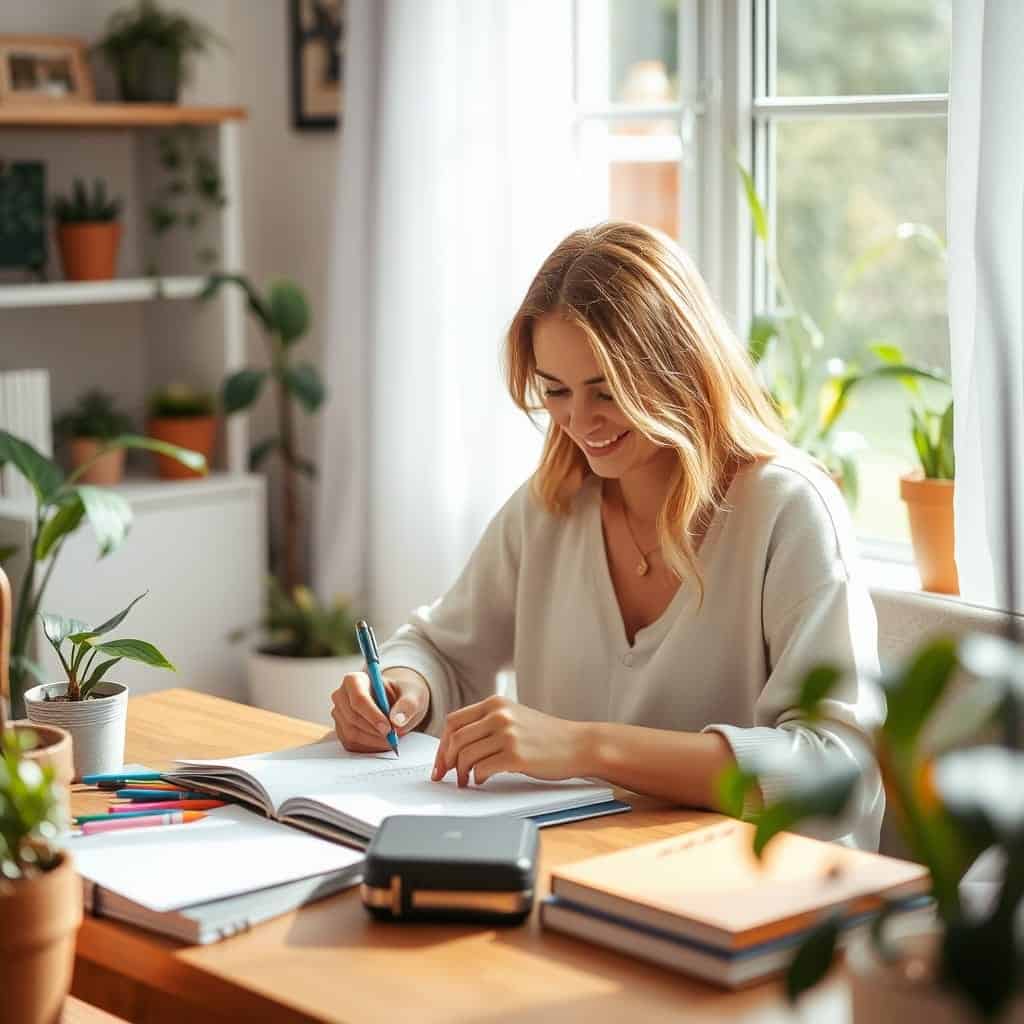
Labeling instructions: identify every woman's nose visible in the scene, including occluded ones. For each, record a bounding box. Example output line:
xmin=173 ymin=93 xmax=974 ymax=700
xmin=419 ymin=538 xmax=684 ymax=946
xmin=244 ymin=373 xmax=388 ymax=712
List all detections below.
xmin=569 ymin=394 xmax=602 ymax=434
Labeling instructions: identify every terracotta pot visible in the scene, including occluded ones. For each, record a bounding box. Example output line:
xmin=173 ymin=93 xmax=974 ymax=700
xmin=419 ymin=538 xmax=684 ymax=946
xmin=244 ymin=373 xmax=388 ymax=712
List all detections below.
xmin=68 ymin=438 xmax=124 ymax=485
xmin=847 ymin=927 xmax=1024 ymax=1023
xmin=900 ymin=471 xmax=959 ymax=595
xmin=0 ymin=851 xmax=83 ymax=1024
xmin=146 ymin=415 xmax=217 ymax=479
xmin=57 ymin=222 xmax=121 ymax=282
xmin=4 ymin=720 xmax=74 ymax=824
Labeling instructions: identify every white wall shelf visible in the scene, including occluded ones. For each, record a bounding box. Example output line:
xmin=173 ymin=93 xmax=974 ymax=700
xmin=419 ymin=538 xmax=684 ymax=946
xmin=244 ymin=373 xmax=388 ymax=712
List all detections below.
xmin=0 ymin=276 xmax=207 ymax=309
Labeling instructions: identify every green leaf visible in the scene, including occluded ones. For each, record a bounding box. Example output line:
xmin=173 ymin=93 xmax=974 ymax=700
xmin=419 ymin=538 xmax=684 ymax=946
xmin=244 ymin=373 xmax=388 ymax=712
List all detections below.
xmin=76 ymin=485 xmax=133 ymax=558
xmin=104 ymin=434 xmax=206 ymax=475
xmin=90 ymin=639 xmax=175 ymax=671
xmin=267 ymin=280 xmax=310 ymax=345
xmin=835 ymin=451 xmax=860 ymax=507
xmin=752 ymin=762 xmax=860 ymax=857
xmin=937 ymin=401 xmax=955 ymax=480
xmin=69 ymin=592 xmax=148 ymax=644
xmin=785 ymin=914 xmax=842 ymax=1003
xmin=80 ymin=657 xmax=122 ymax=699
xmin=0 ymin=431 xmax=63 ymax=505
xmin=881 ymin=638 xmax=959 ymax=751
xmin=199 ymin=273 xmax=273 ymax=330
xmin=0 ymin=544 xmax=17 ymax=564
xmin=737 ymin=162 xmax=768 ymax=242
xmin=40 ymin=613 xmax=90 ymax=650
xmin=748 ymin=314 xmax=779 ymax=364
xmin=223 ymin=369 xmax=267 ymax=414
xmin=249 ymin=437 xmax=278 ymax=470
xmin=796 ymin=665 xmax=842 ymax=718
xmin=284 ymin=363 xmax=325 ymax=412
xmin=715 ymin=763 xmax=757 ymax=818
xmin=868 ymin=343 xmax=906 ymax=365
xmin=934 ymin=747 xmax=1024 ymax=846
xmin=35 ymin=497 xmax=85 ymax=561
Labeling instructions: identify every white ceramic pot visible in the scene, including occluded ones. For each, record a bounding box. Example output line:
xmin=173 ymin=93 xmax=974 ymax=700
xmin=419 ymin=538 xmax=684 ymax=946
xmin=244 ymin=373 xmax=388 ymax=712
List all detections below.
xmin=847 ymin=927 xmax=1024 ymax=1023
xmin=247 ymin=651 xmax=365 ymax=725
xmin=23 ymin=681 xmax=129 ymax=782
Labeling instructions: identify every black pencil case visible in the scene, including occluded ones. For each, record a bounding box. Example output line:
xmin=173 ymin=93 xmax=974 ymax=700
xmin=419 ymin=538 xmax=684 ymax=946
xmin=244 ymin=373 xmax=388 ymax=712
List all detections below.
xmin=361 ymin=814 xmax=539 ymax=924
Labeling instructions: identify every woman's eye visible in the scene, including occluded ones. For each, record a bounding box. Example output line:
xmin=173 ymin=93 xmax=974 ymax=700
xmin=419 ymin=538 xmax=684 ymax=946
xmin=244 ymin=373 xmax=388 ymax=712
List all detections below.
xmin=598 ymin=392 xmax=615 ymax=402
xmin=544 ymin=388 xmax=570 ymax=398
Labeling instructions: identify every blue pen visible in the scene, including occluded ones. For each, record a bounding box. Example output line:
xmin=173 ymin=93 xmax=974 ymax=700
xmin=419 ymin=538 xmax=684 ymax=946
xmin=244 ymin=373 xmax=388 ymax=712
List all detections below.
xmin=116 ymin=789 xmax=210 ymax=801
xmin=81 ymin=770 xmax=164 ymax=785
xmin=355 ymin=619 xmax=399 ymax=756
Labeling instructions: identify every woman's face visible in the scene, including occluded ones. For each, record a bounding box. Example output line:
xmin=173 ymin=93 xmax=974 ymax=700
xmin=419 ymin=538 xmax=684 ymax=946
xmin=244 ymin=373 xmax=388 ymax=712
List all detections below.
xmin=533 ymin=314 xmax=663 ymax=481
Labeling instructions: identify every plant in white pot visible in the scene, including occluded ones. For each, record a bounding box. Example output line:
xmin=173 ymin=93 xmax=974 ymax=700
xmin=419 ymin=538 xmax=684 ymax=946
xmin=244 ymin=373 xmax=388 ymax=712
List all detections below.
xmin=24 ymin=592 xmax=175 ymax=780
xmin=717 ymin=634 xmax=1024 ymax=1021
xmin=239 ymin=578 xmax=363 ymax=724
xmin=0 ymin=727 xmax=82 ymax=1024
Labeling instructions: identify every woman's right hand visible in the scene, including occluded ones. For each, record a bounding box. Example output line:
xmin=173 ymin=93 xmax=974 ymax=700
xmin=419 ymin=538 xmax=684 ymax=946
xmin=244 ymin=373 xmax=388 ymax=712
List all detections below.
xmin=331 ymin=666 xmax=431 ymax=752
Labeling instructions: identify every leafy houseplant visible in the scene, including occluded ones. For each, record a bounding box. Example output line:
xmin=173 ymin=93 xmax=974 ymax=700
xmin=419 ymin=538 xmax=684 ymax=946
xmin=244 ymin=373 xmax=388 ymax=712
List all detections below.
xmin=24 ymin=592 xmax=175 ymax=780
xmin=0 ymin=728 xmax=82 ymax=1024
xmin=0 ymin=429 xmax=203 ymax=720
xmin=900 ymin=395 xmax=957 ymax=594
xmin=53 ymin=389 xmax=135 ymax=486
xmin=717 ymin=634 xmax=1024 ymax=1021
xmin=53 ymin=177 xmax=123 ymax=282
xmin=199 ymin=273 xmax=326 ymax=593
xmin=146 ymin=384 xmax=218 ymax=480
xmin=738 ymin=164 xmax=946 ymax=504
xmin=243 ymin=579 xmax=364 ymax=723
xmin=95 ymin=0 xmax=221 ymax=103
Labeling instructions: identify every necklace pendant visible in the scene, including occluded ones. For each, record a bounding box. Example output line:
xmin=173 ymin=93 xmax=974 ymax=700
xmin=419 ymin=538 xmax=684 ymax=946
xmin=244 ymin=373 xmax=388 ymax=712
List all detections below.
xmin=636 ymin=556 xmax=650 ymax=577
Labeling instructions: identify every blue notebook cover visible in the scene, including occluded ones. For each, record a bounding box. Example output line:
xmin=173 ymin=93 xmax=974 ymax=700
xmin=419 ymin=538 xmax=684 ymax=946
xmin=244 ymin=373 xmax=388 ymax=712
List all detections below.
xmin=530 ymin=799 xmax=632 ymax=828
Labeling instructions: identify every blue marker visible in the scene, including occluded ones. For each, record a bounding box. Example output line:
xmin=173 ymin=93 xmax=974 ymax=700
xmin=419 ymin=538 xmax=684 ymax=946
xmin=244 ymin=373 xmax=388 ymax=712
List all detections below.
xmin=355 ymin=619 xmax=399 ymax=757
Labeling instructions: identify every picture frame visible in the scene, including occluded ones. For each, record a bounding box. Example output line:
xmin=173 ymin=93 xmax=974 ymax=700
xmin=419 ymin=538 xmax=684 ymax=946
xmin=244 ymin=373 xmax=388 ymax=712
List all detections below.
xmin=289 ymin=0 xmax=345 ymax=131
xmin=0 ymin=35 xmax=95 ymax=105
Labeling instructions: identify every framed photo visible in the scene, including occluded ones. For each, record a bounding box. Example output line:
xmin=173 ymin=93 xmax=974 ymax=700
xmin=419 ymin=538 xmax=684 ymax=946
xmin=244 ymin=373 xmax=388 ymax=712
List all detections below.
xmin=290 ymin=0 xmax=345 ymax=131
xmin=0 ymin=35 xmax=94 ymax=105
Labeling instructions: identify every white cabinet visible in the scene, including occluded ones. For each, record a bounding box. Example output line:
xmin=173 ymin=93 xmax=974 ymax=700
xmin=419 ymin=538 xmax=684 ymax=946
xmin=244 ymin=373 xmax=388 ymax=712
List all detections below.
xmin=0 ymin=475 xmax=265 ymax=702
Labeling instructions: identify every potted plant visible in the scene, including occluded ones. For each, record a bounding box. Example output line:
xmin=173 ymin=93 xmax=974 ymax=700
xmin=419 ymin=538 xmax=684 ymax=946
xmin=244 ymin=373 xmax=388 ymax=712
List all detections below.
xmin=900 ymin=398 xmax=957 ymax=594
xmin=0 ymin=728 xmax=82 ymax=1024
xmin=0 ymin=429 xmax=203 ymax=720
xmin=717 ymin=633 xmax=1024 ymax=1021
xmin=738 ymin=164 xmax=946 ymax=503
xmin=95 ymin=0 xmax=222 ymax=104
xmin=53 ymin=177 xmax=122 ymax=282
xmin=53 ymin=389 xmax=135 ymax=486
xmin=146 ymin=383 xmax=218 ymax=479
xmin=23 ymin=592 xmax=175 ymax=780
xmin=238 ymin=579 xmax=363 ymax=723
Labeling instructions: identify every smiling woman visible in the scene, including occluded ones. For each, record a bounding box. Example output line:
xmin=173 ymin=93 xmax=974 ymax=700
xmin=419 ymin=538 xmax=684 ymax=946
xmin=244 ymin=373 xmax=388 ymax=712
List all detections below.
xmin=330 ymin=220 xmax=884 ymax=851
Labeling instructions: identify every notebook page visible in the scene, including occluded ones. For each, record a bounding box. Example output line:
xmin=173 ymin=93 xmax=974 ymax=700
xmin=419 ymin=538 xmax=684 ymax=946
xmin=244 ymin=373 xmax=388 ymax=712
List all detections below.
xmin=172 ymin=733 xmax=440 ymax=813
xmin=68 ymin=804 xmax=364 ymax=913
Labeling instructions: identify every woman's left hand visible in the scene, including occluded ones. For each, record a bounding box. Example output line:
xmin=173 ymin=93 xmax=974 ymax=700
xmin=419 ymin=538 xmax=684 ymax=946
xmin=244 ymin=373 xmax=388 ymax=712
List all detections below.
xmin=431 ymin=696 xmax=582 ymax=786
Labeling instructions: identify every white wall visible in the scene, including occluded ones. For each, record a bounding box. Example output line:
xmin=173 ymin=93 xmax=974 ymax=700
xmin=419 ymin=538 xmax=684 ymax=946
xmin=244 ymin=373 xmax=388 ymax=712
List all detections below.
xmin=0 ymin=1 xmax=338 ymax=580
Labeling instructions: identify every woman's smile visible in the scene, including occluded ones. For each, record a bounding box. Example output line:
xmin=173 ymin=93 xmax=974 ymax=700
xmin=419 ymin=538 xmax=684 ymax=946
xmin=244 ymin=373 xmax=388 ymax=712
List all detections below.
xmin=579 ymin=429 xmax=630 ymax=456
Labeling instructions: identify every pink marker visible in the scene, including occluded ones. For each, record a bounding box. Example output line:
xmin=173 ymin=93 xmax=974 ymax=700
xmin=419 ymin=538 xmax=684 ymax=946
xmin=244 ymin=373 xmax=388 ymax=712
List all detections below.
xmin=81 ymin=811 xmax=207 ymax=835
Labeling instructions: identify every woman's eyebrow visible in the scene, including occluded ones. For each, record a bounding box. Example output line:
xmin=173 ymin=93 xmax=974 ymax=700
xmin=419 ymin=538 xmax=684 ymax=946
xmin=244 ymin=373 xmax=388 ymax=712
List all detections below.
xmin=535 ymin=368 xmax=606 ymax=385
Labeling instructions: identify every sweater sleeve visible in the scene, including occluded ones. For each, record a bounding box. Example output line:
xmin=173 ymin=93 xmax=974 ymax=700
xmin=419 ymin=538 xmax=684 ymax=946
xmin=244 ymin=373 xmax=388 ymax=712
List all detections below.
xmin=377 ymin=482 xmax=526 ymax=736
xmin=703 ymin=469 xmax=885 ymax=849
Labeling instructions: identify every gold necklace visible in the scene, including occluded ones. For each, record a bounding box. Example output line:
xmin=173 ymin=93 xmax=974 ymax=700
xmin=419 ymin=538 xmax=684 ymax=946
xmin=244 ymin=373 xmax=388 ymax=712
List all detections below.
xmin=616 ymin=490 xmax=661 ymax=577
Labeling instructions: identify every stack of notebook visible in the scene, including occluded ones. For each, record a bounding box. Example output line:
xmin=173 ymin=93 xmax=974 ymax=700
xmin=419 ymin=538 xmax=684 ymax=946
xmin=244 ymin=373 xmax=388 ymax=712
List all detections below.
xmin=541 ymin=819 xmax=931 ymax=988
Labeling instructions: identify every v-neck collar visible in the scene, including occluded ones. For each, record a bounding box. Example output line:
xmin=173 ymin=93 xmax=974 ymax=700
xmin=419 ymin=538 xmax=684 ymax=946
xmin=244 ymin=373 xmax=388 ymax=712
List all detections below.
xmin=585 ymin=474 xmax=732 ymax=651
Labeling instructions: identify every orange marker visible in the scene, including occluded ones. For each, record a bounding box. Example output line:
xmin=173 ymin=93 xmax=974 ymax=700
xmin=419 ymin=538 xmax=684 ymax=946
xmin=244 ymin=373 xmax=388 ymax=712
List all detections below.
xmin=110 ymin=799 xmax=225 ymax=812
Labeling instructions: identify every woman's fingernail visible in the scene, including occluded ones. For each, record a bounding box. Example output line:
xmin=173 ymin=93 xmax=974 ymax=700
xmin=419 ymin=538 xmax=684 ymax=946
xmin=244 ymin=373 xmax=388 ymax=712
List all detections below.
xmin=392 ymin=711 xmax=407 ymax=726
xmin=379 ymin=722 xmax=390 ymax=735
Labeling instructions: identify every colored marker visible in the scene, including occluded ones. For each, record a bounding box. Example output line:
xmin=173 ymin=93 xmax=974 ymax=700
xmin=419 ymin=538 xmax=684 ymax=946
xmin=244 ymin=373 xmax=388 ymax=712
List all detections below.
xmin=111 ymin=799 xmax=225 ymax=812
xmin=99 ymin=780 xmax=178 ymax=792
xmin=75 ymin=808 xmax=193 ymax=824
xmin=117 ymin=788 xmax=211 ymax=801
xmin=81 ymin=811 xmax=207 ymax=835
xmin=82 ymin=771 xmax=165 ymax=784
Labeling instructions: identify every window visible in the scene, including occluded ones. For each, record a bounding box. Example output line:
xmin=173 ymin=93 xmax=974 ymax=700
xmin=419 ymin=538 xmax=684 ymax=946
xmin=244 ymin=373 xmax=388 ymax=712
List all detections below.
xmin=754 ymin=0 xmax=952 ymax=549
xmin=573 ymin=1 xmax=953 ymax=553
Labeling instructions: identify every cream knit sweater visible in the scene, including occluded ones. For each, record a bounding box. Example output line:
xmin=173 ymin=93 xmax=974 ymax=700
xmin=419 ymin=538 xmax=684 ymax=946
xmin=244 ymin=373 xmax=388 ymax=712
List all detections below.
xmin=380 ymin=454 xmax=885 ymax=849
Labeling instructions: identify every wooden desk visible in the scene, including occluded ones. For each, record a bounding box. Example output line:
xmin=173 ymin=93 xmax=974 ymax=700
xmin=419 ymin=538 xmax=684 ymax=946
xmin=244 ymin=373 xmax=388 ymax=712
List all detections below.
xmin=70 ymin=689 xmax=847 ymax=1023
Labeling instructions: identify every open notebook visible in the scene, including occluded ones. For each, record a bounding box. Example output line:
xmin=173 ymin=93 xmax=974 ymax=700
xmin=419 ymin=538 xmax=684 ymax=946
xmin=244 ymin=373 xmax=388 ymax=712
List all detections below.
xmin=163 ymin=732 xmax=627 ymax=848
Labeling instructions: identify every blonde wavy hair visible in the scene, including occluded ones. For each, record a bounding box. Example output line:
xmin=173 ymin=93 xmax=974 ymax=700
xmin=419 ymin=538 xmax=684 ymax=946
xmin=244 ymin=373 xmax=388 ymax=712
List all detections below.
xmin=505 ymin=221 xmax=785 ymax=594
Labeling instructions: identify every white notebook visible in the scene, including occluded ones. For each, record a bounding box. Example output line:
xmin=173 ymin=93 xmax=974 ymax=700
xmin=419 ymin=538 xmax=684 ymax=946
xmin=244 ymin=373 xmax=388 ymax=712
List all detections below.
xmin=163 ymin=732 xmax=619 ymax=847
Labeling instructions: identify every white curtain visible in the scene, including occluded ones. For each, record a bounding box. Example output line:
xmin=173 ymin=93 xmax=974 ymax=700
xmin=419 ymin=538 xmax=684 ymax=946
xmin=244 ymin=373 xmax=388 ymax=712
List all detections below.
xmin=314 ymin=0 xmax=582 ymax=634
xmin=949 ymin=0 xmax=1024 ymax=612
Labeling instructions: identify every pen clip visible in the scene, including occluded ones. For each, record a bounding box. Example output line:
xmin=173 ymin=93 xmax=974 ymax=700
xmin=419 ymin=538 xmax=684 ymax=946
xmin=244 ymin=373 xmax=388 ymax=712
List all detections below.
xmin=356 ymin=620 xmax=380 ymax=664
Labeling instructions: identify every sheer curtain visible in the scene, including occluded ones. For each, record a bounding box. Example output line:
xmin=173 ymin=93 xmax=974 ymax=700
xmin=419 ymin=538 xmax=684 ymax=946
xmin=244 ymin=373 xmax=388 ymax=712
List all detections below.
xmin=948 ymin=0 xmax=1024 ymax=612
xmin=314 ymin=0 xmax=581 ymax=634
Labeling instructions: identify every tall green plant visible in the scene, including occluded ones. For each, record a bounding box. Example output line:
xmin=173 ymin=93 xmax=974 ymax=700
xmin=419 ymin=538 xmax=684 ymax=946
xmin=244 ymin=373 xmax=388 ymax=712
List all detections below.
xmin=718 ymin=635 xmax=1024 ymax=1018
xmin=199 ymin=274 xmax=326 ymax=593
xmin=738 ymin=163 xmax=947 ymax=502
xmin=0 ymin=430 xmax=203 ymax=718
